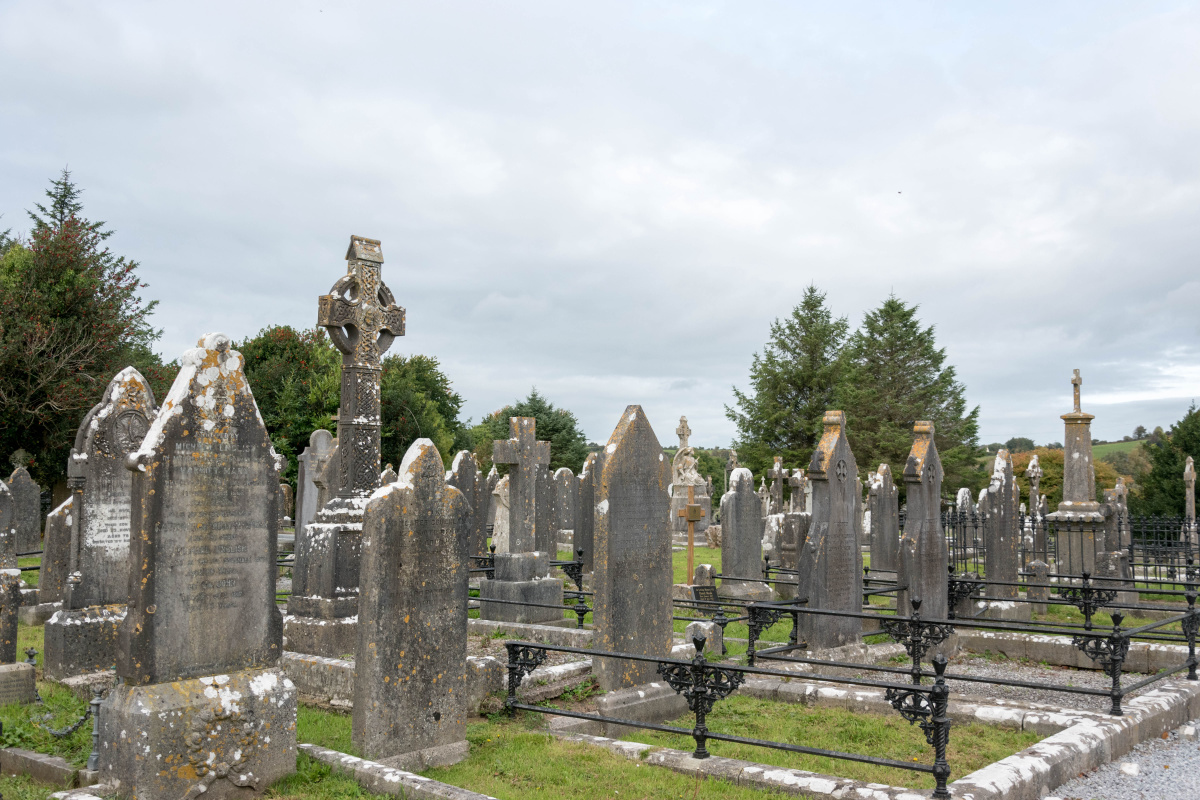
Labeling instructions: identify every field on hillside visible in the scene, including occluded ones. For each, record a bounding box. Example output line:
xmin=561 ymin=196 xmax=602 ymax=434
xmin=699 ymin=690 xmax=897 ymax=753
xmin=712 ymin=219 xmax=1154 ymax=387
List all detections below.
xmin=1093 ymin=440 xmax=1145 ymax=458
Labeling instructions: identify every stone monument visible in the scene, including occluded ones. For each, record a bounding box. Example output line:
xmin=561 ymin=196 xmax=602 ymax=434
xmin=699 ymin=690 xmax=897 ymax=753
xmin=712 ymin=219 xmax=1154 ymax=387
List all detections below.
xmin=718 ymin=468 xmax=771 ymax=600
xmin=446 ymin=450 xmax=488 ymax=562
xmin=98 ymin=333 xmax=295 ymax=799
xmin=294 ymin=429 xmax=335 ymax=554
xmin=286 ymin=236 xmax=405 ymax=658
xmin=897 ymin=423 xmax=947 ymax=621
xmin=5 ymin=467 xmax=41 ymax=554
xmin=670 ymin=417 xmax=711 ymax=536
xmin=867 ymin=464 xmax=899 ymax=574
xmin=576 ymin=452 xmax=597 ymax=571
xmin=982 ymin=450 xmax=1021 ymax=605
xmin=39 ymin=496 xmax=72 ymax=607
xmin=353 ymin=439 xmax=469 ymax=769
xmin=1046 ymin=370 xmax=1108 ymax=577
xmin=592 ymin=406 xmax=672 ymax=690
xmin=490 ymin=475 xmax=511 ymax=553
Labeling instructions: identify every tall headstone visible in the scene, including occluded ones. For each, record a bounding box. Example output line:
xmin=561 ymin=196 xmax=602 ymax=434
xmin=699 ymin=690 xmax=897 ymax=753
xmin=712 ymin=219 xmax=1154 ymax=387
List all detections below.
xmin=552 ymin=467 xmax=578 ymax=541
xmin=867 ymin=464 xmax=900 ymax=574
xmin=1025 ymin=455 xmax=1046 ymax=562
xmin=1186 ymin=457 xmax=1196 ymax=546
xmin=6 ymin=467 xmax=41 ymax=553
xmin=767 ymin=457 xmax=787 ymax=516
xmin=982 ymin=450 xmax=1020 ymax=601
xmin=45 ymin=367 xmax=157 ymax=680
xmin=756 ymin=477 xmax=770 ymax=521
xmin=491 ymin=417 xmax=550 ymax=554
xmin=99 ymin=333 xmax=295 ymax=799
xmin=534 ymin=464 xmax=555 ymax=553
xmin=576 ymin=453 xmax=597 ymax=571
xmin=717 ymin=469 xmax=771 ymax=600
xmin=447 ymin=451 xmax=488 ymax=561
xmin=294 ymin=429 xmax=335 ymax=553
xmin=1046 ymin=370 xmax=1108 ymax=577
xmin=801 ymin=411 xmax=863 ymax=650
xmin=490 ymin=476 xmax=511 ymax=553
xmin=286 ymin=236 xmax=405 ymax=658
xmin=896 ymin=425 xmax=947 ymax=620
xmin=592 ymin=406 xmax=672 ymax=691
xmin=39 ymin=496 xmax=73 ymax=605
xmin=789 ymin=469 xmax=808 ymax=513
xmin=353 ymin=439 xmax=469 ymax=769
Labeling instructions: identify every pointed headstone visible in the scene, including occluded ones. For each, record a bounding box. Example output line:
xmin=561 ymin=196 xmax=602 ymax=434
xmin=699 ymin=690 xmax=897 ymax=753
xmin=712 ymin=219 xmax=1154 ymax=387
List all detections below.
xmin=353 ymin=439 xmax=469 ymax=768
xmin=39 ymin=497 xmax=73 ymax=605
xmin=447 ymin=450 xmax=488 ymax=560
xmin=294 ymin=429 xmax=335 ymax=551
xmin=802 ymin=411 xmax=863 ymax=649
xmin=898 ymin=423 xmax=947 ymax=620
xmin=592 ymin=406 xmax=672 ymax=690
xmin=5 ymin=468 xmax=40 ymax=554
xmin=867 ymin=464 xmax=900 ymax=574
xmin=99 ymin=333 xmax=295 ymax=798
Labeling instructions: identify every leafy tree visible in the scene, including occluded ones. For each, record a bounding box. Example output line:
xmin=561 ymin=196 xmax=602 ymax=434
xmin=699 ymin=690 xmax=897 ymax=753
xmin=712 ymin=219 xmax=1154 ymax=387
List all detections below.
xmin=1131 ymin=404 xmax=1199 ymax=517
xmin=1098 ymin=443 xmax=1151 ymax=488
xmin=0 ymin=170 xmax=163 ymax=487
xmin=726 ymin=285 xmax=849 ymax=478
xmin=379 ymin=353 xmax=468 ymax=469
xmin=1134 ymin=425 xmax=1147 ymax=440
xmin=1011 ymin=448 xmax=1119 ymax=508
xmin=836 ymin=295 xmax=984 ymax=494
xmin=1005 ymin=437 xmax=1036 ymax=453
xmin=471 ymin=389 xmax=589 ymax=474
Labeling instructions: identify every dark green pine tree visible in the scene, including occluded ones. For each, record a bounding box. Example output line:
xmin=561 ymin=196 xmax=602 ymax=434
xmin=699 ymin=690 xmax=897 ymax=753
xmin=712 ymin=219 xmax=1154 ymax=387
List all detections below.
xmin=472 ymin=388 xmax=590 ymax=474
xmin=725 ymin=285 xmax=849 ymax=477
xmin=1131 ymin=403 xmax=1199 ymax=517
xmin=836 ymin=295 xmax=983 ymax=492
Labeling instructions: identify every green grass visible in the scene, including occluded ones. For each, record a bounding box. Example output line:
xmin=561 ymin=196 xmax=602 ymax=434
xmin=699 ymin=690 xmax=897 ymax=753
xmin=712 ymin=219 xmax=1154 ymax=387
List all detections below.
xmin=0 ymin=680 xmax=94 ymax=769
xmin=18 ymin=556 xmax=40 ymax=588
xmin=266 ymin=752 xmax=392 ymax=800
xmin=0 ymin=774 xmax=61 ymax=800
xmin=624 ymin=696 xmax=1042 ymax=791
xmin=1093 ymin=440 xmax=1145 ymax=458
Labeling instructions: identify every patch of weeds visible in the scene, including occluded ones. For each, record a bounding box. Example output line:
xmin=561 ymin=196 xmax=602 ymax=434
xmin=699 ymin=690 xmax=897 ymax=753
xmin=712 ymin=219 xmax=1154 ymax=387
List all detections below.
xmin=558 ymin=678 xmax=603 ymax=703
xmin=0 ymin=682 xmax=93 ymax=768
xmin=0 ymin=773 xmax=60 ymax=800
xmin=266 ymin=751 xmax=391 ymax=799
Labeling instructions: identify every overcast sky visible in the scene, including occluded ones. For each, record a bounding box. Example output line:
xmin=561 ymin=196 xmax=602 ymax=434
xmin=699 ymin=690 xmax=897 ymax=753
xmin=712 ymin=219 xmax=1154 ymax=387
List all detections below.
xmin=2 ymin=2 xmax=1197 ymax=450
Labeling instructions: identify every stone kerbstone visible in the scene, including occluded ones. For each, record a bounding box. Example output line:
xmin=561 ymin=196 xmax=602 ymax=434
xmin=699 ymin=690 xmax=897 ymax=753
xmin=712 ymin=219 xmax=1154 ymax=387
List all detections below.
xmin=97 ymin=669 xmax=297 ymax=800
xmin=19 ymin=601 xmax=61 ymax=627
xmin=0 ymin=662 xmax=37 ymax=705
xmin=494 ymin=552 xmax=550 ymax=582
xmin=282 ymin=614 xmax=358 ymax=659
xmin=477 ymin=575 xmax=564 ymax=624
xmin=43 ymin=607 xmax=124 ymax=680
xmin=0 ymin=747 xmax=78 ymax=788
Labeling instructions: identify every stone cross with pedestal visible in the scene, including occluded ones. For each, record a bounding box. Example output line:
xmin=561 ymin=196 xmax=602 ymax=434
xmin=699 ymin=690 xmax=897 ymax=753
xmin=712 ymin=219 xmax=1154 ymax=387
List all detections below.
xmin=1046 ymin=370 xmax=1108 ymax=577
xmin=99 ymin=333 xmax=296 ymax=799
xmin=286 ymin=236 xmax=405 ymax=658
xmin=491 ymin=417 xmax=550 ymax=554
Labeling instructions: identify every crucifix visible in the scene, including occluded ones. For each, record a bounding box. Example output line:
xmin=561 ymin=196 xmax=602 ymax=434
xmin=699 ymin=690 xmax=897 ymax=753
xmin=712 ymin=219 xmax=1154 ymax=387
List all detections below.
xmin=767 ymin=456 xmax=788 ymax=515
xmin=725 ymin=448 xmax=737 ymax=495
xmin=492 ymin=417 xmax=550 ymax=554
xmin=317 ymin=236 xmax=405 ymax=497
xmin=1071 ymin=369 xmax=1082 ymax=413
xmin=677 ymin=483 xmax=706 ymax=583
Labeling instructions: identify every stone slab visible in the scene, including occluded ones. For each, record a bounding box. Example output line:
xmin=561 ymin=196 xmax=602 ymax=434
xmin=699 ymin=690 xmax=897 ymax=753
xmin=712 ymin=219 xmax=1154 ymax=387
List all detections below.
xmin=282 ymin=613 xmax=359 ymax=659
xmin=43 ymin=606 xmax=124 ymax=681
xmin=299 ymin=743 xmax=498 ymax=800
xmin=19 ymin=601 xmax=60 ymax=626
xmin=477 ymin=576 xmax=563 ymax=624
xmin=0 ymin=747 xmax=79 ymax=788
xmin=0 ymin=662 xmax=37 ymax=705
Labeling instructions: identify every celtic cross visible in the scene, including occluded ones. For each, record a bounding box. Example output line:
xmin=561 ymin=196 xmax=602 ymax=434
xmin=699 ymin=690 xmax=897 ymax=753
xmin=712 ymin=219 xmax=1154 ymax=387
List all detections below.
xmin=317 ymin=236 xmax=405 ymax=497
xmin=676 ymin=416 xmax=692 ymax=450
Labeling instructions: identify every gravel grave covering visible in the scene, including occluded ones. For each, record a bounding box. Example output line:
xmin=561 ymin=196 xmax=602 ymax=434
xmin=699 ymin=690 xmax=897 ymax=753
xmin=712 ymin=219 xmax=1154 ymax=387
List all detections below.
xmin=1053 ymin=719 xmax=1200 ymax=800
xmin=466 ymin=633 xmax=589 ymax=668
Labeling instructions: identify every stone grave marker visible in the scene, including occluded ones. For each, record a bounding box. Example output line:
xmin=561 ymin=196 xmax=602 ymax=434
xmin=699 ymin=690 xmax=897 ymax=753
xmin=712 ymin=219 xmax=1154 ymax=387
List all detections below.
xmin=38 ymin=496 xmax=72 ymax=606
xmin=294 ymin=428 xmax=335 ymax=553
xmin=490 ymin=476 xmax=510 ymax=553
xmin=867 ymin=464 xmax=900 ymax=574
xmin=577 ymin=452 xmax=597 ymax=571
xmin=491 ymin=417 xmax=550 ymax=554
xmin=553 ymin=467 xmax=578 ymax=542
xmin=1047 ymin=370 xmax=1107 ymax=577
xmin=592 ymin=406 xmax=673 ymax=690
xmin=354 ymin=439 xmax=469 ymax=769
xmin=380 ymin=463 xmax=398 ymax=485
xmin=718 ymin=468 xmax=771 ymax=600
xmin=767 ymin=457 xmax=787 ymax=516
xmin=98 ymin=333 xmax=295 ymax=798
xmin=535 ymin=464 xmax=555 ymax=553
xmin=897 ymin=423 xmax=947 ymax=621
xmin=447 ymin=450 xmax=488 ymax=561
xmin=45 ymin=366 xmax=158 ymax=680
xmin=6 ymin=467 xmax=41 ymax=554
xmin=801 ymin=411 xmax=863 ymax=650
xmin=279 ymin=482 xmax=294 ymax=524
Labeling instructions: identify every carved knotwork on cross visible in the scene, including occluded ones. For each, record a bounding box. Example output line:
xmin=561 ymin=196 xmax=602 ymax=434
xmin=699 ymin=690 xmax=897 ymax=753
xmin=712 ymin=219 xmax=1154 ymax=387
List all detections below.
xmin=317 ymin=236 xmax=406 ymax=496
xmin=676 ymin=416 xmax=692 ymax=450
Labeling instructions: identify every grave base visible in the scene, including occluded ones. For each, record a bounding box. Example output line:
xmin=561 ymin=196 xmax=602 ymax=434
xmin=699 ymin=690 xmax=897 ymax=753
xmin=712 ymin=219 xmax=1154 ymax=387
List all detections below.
xmin=0 ymin=663 xmax=37 ymax=705
xmin=283 ymin=613 xmax=359 ymax=659
xmin=378 ymin=740 xmax=469 ymax=772
xmin=974 ymin=600 xmax=1033 ymax=622
xmin=718 ymin=580 xmax=774 ymax=602
xmin=97 ymin=667 xmax=297 ymax=800
xmin=18 ymin=601 xmax=60 ymax=627
xmin=477 ymin=578 xmax=564 ymax=624
xmin=43 ymin=605 xmax=125 ymax=681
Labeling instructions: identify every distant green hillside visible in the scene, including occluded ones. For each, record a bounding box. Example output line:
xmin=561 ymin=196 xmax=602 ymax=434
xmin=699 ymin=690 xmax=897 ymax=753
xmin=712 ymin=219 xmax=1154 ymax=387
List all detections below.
xmin=1093 ymin=440 xmax=1145 ymax=457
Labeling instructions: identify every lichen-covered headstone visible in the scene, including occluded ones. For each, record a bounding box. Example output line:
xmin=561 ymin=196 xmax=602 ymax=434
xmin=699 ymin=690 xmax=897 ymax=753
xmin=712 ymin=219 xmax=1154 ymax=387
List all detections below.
xmin=292 ymin=428 xmax=336 ymax=594
xmin=447 ymin=450 xmax=488 ymax=560
xmin=5 ymin=468 xmax=41 ymax=554
xmin=491 ymin=417 xmax=550 ymax=554
xmin=39 ymin=497 xmax=72 ymax=605
xmin=867 ymin=464 xmax=899 ymax=574
xmin=592 ymin=406 xmax=672 ymax=690
xmin=983 ymin=450 xmax=1020 ymax=600
xmin=535 ymin=464 xmax=555 ymax=553
xmin=576 ymin=453 xmax=597 ymax=570
xmin=353 ymin=439 xmax=469 ymax=769
xmin=718 ymin=468 xmax=771 ymax=600
xmin=553 ymin=467 xmax=578 ymax=538
xmin=898 ymin=423 xmax=946 ymax=620
xmin=45 ymin=367 xmax=158 ymax=680
xmin=1046 ymin=370 xmax=1107 ymax=576
xmin=380 ymin=463 xmax=398 ymax=485
xmin=490 ymin=476 xmax=511 ymax=553
xmin=99 ymin=333 xmax=295 ymax=799
xmin=802 ymin=411 xmax=863 ymax=650
xmin=279 ymin=482 xmax=294 ymax=523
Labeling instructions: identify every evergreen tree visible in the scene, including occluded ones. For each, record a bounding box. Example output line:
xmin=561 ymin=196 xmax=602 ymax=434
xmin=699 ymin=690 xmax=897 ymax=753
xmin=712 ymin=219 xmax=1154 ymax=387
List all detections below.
xmin=1131 ymin=404 xmax=1199 ymax=517
xmin=0 ymin=170 xmax=163 ymax=487
xmin=836 ymin=295 xmax=983 ymax=492
xmin=471 ymin=389 xmax=589 ymax=474
xmin=725 ymin=285 xmax=849 ymax=477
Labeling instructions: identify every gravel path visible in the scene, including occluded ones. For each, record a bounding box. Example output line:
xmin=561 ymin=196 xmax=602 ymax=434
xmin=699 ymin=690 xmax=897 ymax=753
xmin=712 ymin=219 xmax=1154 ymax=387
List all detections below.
xmin=1052 ymin=720 xmax=1200 ymax=799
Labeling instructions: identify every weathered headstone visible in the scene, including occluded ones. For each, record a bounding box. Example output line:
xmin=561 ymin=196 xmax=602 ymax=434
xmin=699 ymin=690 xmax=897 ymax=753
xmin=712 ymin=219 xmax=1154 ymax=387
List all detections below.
xmin=1025 ymin=455 xmax=1046 ymax=560
xmin=553 ymin=467 xmax=578 ymax=540
xmin=576 ymin=453 xmax=597 ymax=571
xmin=0 ymin=564 xmax=19 ymax=663
xmin=800 ymin=411 xmax=863 ymax=650
xmin=1027 ymin=560 xmax=1051 ymax=615
xmin=45 ymin=367 xmax=157 ymax=680
xmin=1046 ymin=370 xmax=1108 ymax=577
xmin=534 ymin=464 xmax=555 ymax=553
xmin=279 ymin=482 xmax=294 ymax=524
xmin=592 ymin=406 xmax=672 ymax=690
xmin=490 ymin=476 xmax=511 ymax=553
xmin=447 ymin=451 xmax=488 ymax=561
xmin=380 ymin=463 xmax=398 ymax=485
xmin=294 ymin=429 xmax=335 ymax=552
xmin=896 ymin=424 xmax=947 ymax=621
xmin=718 ymin=469 xmax=771 ymax=600
xmin=5 ymin=467 xmax=41 ymax=554
xmin=1186 ymin=457 xmax=1196 ymax=546
xmin=38 ymin=496 xmax=73 ymax=606
xmin=354 ymin=439 xmax=469 ymax=769
xmin=99 ymin=332 xmax=295 ymax=798
xmin=982 ymin=450 xmax=1020 ymax=601
xmin=491 ymin=417 xmax=550 ymax=554
xmin=756 ymin=476 xmax=770 ymax=521
xmin=789 ymin=469 xmax=808 ymax=513
xmin=286 ymin=236 xmax=405 ymax=658
xmin=767 ymin=457 xmax=787 ymax=516
xmin=777 ymin=509 xmax=809 ymax=601
xmin=867 ymin=464 xmax=900 ymax=574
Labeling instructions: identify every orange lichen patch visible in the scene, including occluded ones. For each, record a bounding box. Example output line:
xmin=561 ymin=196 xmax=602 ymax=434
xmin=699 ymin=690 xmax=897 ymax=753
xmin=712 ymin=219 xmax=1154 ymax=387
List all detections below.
xmin=904 ymin=420 xmax=936 ymax=481
xmin=809 ymin=410 xmax=846 ymax=475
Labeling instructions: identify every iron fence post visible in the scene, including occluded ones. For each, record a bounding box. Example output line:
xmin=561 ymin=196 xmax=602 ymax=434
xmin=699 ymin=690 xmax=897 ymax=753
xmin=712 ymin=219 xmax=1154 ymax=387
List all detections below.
xmin=930 ymin=654 xmax=951 ymax=800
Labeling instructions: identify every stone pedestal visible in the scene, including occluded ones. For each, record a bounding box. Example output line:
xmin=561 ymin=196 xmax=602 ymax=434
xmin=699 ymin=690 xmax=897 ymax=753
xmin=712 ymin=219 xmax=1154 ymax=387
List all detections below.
xmin=285 ymin=494 xmax=364 ymax=658
xmin=282 ymin=597 xmax=359 ymax=659
xmin=0 ymin=662 xmax=36 ymax=705
xmin=478 ymin=552 xmax=563 ymax=624
xmin=98 ymin=668 xmax=297 ymax=800
xmin=43 ymin=606 xmax=125 ymax=681
xmin=717 ymin=579 xmax=773 ymax=602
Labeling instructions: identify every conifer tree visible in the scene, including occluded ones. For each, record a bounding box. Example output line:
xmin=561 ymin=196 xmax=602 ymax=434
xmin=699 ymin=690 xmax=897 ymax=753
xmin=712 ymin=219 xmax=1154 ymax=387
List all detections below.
xmin=725 ymin=285 xmax=849 ymax=477
xmin=472 ymin=389 xmax=590 ymax=473
xmin=836 ymin=295 xmax=982 ymax=491
xmin=1131 ymin=404 xmax=1199 ymax=516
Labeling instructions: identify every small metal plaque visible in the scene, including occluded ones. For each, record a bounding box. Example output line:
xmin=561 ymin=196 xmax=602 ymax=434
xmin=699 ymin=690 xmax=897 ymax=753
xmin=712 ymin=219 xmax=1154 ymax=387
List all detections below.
xmin=692 ymin=585 xmax=719 ymax=606
xmin=685 ymin=504 xmax=705 ymax=522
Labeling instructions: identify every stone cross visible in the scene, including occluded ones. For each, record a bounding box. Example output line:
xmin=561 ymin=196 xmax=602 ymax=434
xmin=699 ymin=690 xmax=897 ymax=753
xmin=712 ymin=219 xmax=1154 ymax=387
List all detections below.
xmin=788 ymin=469 xmax=807 ymax=513
xmin=1072 ymin=369 xmax=1082 ymax=413
xmin=676 ymin=416 xmax=692 ymax=450
xmin=491 ymin=417 xmax=550 ymax=554
xmin=317 ymin=235 xmax=405 ymax=498
xmin=767 ymin=456 xmax=787 ymax=514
